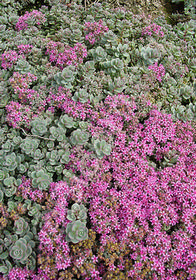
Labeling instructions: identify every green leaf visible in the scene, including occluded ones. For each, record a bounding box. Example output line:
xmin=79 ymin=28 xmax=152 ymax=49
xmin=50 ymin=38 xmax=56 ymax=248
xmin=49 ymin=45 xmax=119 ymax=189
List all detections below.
xmin=0 ymin=265 xmax=8 ymax=274
xmin=0 ymin=250 xmax=9 ymax=260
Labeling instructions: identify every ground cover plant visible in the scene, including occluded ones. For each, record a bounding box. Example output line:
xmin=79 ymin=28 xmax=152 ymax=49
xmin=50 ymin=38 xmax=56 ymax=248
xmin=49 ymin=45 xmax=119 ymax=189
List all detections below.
xmin=0 ymin=0 xmax=196 ymax=279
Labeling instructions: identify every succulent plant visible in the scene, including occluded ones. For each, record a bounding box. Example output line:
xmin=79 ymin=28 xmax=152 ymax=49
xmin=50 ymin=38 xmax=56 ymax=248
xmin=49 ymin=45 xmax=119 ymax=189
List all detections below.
xmin=160 ymin=150 xmax=179 ymax=168
xmin=91 ymin=138 xmax=112 ymax=159
xmin=20 ymin=138 xmax=40 ymax=155
xmin=54 ymin=165 xmax=63 ymax=176
xmin=14 ymin=60 xmax=31 ymax=74
xmin=14 ymin=218 xmax=29 ymax=236
xmin=70 ymin=28 xmax=83 ymax=43
xmin=4 ymin=152 xmax=18 ymax=171
xmin=70 ymin=129 xmax=90 ymax=146
xmin=0 ymin=92 xmax=9 ymax=109
xmin=32 ymin=149 xmax=45 ymax=161
xmin=7 ymin=200 xmax=17 ymax=212
xmin=18 ymin=163 xmax=28 ymax=174
xmin=53 ymin=66 xmax=76 ymax=89
xmin=100 ymin=30 xmax=119 ymax=47
xmin=0 ymin=260 xmax=12 ymax=276
xmin=0 ymin=250 xmax=9 ymax=262
xmin=31 ymin=118 xmax=48 ymax=136
xmin=3 ymin=178 xmax=21 ymax=197
xmin=46 ymin=140 xmax=54 ymax=151
xmin=140 ymin=46 xmax=161 ymax=66
xmin=171 ymin=104 xmax=186 ymax=122
xmin=49 ymin=126 xmax=66 ymax=142
xmin=2 ymin=140 xmax=12 ymax=153
xmin=12 ymin=136 xmax=22 ymax=147
xmin=46 ymin=150 xmax=60 ymax=165
xmin=67 ymin=203 xmax=88 ymax=222
xmin=0 ymin=126 xmax=8 ymax=145
xmin=66 ymin=220 xmax=88 ymax=244
xmin=9 ymin=237 xmax=32 ymax=263
xmin=58 ymin=149 xmax=70 ymax=164
xmin=24 ymin=252 xmax=36 ymax=271
xmin=3 ymin=176 xmax=16 ymax=187
xmin=78 ymin=121 xmax=89 ymax=130
xmin=58 ymin=114 xmax=77 ymax=129
xmin=91 ymin=46 xmax=107 ymax=62
xmin=0 ymin=1 xmax=195 ymax=279
xmin=0 ymin=170 xmax=7 ymax=181
xmin=4 ymin=186 xmax=17 ymax=197
xmin=107 ymin=76 xmax=128 ymax=95
xmin=31 ymin=169 xmax=52 ymax=190
xmin=79 ymin=60 xmax=95 ymax=77
xmin=101 ymin=58 xmax=124 ymax=76
xmin=185 ymin=103 xmax=196 ymax=121
xmin=62 ymin=168 xmax=75 ymax=183
xmin=72 ymin=88 xmax=89 ymax=103
xmin=179 ymin=85 xmax=195 ymax=101
xmin=28 ymin=203 xmax=42 ymax=225
xmin=3 ymin=230 xmax=18 ymax=249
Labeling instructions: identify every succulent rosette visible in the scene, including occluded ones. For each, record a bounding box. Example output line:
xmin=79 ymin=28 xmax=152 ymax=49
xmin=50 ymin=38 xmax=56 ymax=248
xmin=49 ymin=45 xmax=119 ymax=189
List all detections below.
xmin=9 ymin=238 xmax=32 ymax=262
xmin=30 ymin=118 xmax=48 ymax=136
xmin=66 ymin=220 xmax=88 ymax=244
xmin=14 ymin=218 xmax=29 ymax=236
xmin=67 ymin=203 xmax=88 ymax=222
xmin=70 ymin=129 xmax=90 ymax=146
xmin=93 ymin=139 xmax=112 ymax=159
xmin=31 ymin=169 xmax=52 ymax=191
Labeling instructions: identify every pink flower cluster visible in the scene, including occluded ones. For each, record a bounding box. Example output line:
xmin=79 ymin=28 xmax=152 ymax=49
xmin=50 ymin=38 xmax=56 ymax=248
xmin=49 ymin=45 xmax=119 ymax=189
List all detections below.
xmin=3 ymin=89 xmax=196 ymax=279
xmin=61 ymin=94 xmax=196 ymax=279
xmin=142 ymin=23 xmax=164 ymax=38
xmin=9 ymin=72 xmax=38 ymax=103
xmin=2 ymin=267 xmax=55 ymax=280
xmin=84 ymin=19 xmax=109 ymax=45
xmin=0 ymin=46 xmax=33 ymax=70
xmin=46 ymin=86 xmax=72 ymax=110
xmin=17 ymin=44 xmax=33 ymax=55
xmin=18 ymin=177 xmax=47 ymax=203
xmin=0 ymin=50 xmax=19 ymax=70
xmin=15 ymin=10 xmax=46 ymax=31
xmin=3 ymin=267 xmax=32 ymax=280
xmin=45 ymin=41 xmax=87 ymax=70
xmin=38 ymin=181 xmax=74 ymax=277
xmin=148 ymin=62 xmax=165 ymax=82
xmin=6 ymin=73 xmax=50 ymax=128
xmin=6 ymin=101 xmax=38 ymax=128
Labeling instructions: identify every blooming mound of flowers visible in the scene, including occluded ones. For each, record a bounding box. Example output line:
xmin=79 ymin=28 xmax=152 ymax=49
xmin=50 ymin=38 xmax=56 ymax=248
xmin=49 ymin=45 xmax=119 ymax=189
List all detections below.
xmin=0 ymin=0 xmax=195 ymax=279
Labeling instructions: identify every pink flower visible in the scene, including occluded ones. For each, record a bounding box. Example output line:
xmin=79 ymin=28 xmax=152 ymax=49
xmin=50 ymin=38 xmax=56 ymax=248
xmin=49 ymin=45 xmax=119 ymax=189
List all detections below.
xmin=15 ymin=10 xmax=46 ymax=31
xmin=84 ymin=20 xmax=109 ymax=45
xmin=148 ymin=62 xmax=165 ymax=82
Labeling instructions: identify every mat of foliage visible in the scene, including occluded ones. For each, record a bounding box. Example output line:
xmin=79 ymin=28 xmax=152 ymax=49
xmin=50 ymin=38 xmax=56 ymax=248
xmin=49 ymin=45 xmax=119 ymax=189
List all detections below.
xmin=0 ymin=0 xmax=196 ymax=279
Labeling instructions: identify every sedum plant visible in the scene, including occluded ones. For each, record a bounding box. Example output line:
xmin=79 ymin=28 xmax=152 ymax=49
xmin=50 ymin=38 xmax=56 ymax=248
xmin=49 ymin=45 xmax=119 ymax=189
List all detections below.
xmin=66 ymin=203 xmax=88 ymax=243
xmin=67 ymin=203 xmax=88 ymax=222
xmin=140 ymin=46 xmax=161 ymax=66
xmin=20 ymin=138 xmax=40 ymax=156
xmin=65 ymin=220 xmax=88 ymax=244
xmin=91 ymin=138 xmax=112 ymax=159
xmin=0 ymin=0 xmax=196 ymax=279
xmin=72 ymin=88 xmax=89 ymax=104
xmin=30 ymin=119 xmax=48 ymax=137
xmin=13 ymin=218 xmax=29 ymax=236
xmin=53 ymin=66 xmax=76 ymax=89
xmin=30 ymin=169 xmax=52 ymax=191
xmin=9 ymin=237 xmax=32 ymax=263
xmin=70 ymin=129 xmax=90 ymax=146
